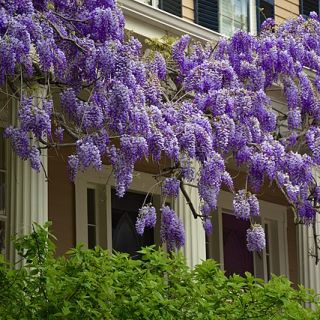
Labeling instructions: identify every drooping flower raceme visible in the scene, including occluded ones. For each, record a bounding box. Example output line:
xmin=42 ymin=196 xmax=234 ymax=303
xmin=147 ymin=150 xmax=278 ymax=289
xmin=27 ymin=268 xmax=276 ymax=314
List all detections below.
xmin=246 ymin=225 xmax=266 ymax=252
xmin=233 ymin=190 xmax=251 ymax=220
xmin=160 ymin=206 xmax=185 ymax=251
xmin=135 ymin=205 xmax=157 ymax=236
xmin=162 ymin=177 xmax=180 ymax=198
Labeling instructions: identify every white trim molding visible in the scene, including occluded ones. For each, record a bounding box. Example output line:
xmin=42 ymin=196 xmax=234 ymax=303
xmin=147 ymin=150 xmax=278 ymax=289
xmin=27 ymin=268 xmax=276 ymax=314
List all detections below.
xmin=298 ymin=169 xmax=320 ymax=293
xmin=119 ymin=0 xmax=221 ymax=42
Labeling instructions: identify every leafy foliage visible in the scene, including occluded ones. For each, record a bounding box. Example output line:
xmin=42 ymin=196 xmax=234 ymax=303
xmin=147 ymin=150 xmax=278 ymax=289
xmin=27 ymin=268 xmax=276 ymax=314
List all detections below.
xmin=0 ymin=224 xmax=319 ymax=319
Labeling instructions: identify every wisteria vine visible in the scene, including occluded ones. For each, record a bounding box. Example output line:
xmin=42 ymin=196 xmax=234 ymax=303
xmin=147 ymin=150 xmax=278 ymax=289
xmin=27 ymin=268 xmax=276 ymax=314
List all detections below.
xmin=2 ymin=0 xmax=320 ymax=255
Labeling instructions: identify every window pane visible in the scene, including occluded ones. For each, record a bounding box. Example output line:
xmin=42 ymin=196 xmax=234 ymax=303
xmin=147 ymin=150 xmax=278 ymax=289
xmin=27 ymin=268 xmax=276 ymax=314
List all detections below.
xmin=0 ymin=172 xmax=5 ymax=215
xmin=0 ymin=128 xmax=5 ymax=170
xmin=220 ymin=16 xmax=233 ymax=37
xmin=87 ymin=188 xmax=96 ymax=248
xmin=88 ymin=225 xmax=96 ymax=249
xmin=0 ymin=220 xmax=5 ymax=256
xmin=220 ymin=0 xmax=248 ymax=35
xmin=87 ymin=188 xmax=96 ymax=225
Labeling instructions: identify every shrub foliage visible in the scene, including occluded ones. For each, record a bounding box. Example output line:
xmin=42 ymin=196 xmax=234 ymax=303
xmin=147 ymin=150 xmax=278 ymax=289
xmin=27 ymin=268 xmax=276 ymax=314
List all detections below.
xmin=0 ymin=223 xmax=319 ymax=319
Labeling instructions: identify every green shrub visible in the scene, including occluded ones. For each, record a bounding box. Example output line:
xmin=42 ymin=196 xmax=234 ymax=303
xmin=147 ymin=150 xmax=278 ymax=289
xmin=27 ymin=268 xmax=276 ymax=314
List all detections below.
xmin=0 ymin=223 xmax=319 ymax=319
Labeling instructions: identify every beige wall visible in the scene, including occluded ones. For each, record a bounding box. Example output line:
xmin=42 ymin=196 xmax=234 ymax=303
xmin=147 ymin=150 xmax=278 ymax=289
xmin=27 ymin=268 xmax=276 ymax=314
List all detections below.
xmin=48 ymin=148 xmax=76 ymax=256
xmin=182 ymin=0 xmax=194 ymax=22
xmin=287 ymin=208 xmax=299 ymax=286
xmin=275 ymin=0 xmax=300 ymax=24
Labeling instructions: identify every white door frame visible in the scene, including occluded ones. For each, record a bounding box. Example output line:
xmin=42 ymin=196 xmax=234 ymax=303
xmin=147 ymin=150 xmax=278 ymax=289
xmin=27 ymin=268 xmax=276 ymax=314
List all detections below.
xmin=216 ymin=190 xmax=289 ymax=279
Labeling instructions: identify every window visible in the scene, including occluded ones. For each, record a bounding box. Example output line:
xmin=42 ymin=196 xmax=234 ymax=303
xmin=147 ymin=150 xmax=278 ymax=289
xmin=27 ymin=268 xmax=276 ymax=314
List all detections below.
xmin=206 ymin=191 xmax=289 ymax=281
xmin=300 ymin=0 xmax=319 ymax=17
xmin=76 ymin=167 xmax=162 ymax=256
xmin=196 ymin=0 xmax=249 ymax=36
xmin=111 ymin=189 xmax=154 ymax=257
xmin=0 ymin=128 xmax=7 ymax=257
xmin=256 ymin=0 xmax=274 ymax=32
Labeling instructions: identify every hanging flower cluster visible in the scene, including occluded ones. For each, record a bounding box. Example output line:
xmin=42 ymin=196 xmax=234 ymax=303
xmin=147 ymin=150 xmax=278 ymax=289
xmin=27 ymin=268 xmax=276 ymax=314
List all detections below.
xmin=2 ymin=1 xmax=320 ymax=251
xmin=170 ymin=13 xmax=320 ymax=251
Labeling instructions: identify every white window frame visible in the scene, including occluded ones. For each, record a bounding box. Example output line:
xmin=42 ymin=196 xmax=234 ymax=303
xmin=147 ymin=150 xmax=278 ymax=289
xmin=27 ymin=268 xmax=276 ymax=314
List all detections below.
xmin=214 ymin=190 xmax=289 ymax=281
xmin=75 ymin=165 xmax=162 ymax=250
xmin=135 ymin=0 xmax=159 ymax=7
xmin=0 ymin=97 xmax=9 ymax=259
xmin=249 ymin=0 xmax=258 ymax=35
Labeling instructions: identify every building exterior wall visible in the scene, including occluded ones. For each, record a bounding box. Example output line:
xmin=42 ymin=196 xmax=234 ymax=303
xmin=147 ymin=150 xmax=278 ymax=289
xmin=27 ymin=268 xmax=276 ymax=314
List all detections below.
xmin=275 ymin=0 xmax=300 ymax=24
xmin=48 ymin=149 xmax=76 ymax=256
xmin=182 ymin=0 xmax=195 ymax=22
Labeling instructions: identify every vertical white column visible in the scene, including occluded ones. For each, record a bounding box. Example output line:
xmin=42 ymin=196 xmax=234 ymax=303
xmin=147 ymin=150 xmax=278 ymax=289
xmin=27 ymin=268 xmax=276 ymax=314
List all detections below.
xmin=176 ymin=180 xmax=206 ymax=268
xmin=298 ymin=169 xmax=320 ymax=293
xmin=9 ymin=87 xmax=48 ymax=264
xmin=298 ymin=223 xmax=320 ymax=293
xmin=249 ymin=0 xmax=257 ymax=35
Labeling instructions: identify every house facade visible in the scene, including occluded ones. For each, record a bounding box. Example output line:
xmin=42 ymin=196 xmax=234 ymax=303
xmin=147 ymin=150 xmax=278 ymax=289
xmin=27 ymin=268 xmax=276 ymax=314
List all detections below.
xmin=1 ymin=0 xmax=320 ymax=292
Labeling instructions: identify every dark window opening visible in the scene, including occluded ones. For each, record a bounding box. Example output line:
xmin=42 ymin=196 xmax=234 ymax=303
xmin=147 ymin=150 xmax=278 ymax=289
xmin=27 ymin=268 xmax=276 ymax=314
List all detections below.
xmin=87 ymin=188 xmax=97 ymax=249
xmin=300 ymin=0 xmax=319 ymax=17
xmin=257 ymin=0 xmax=274 ymax=32
xmin=111 ymin=189 xmax=154 ymax=258
xmin=222 ymin=213 xmax=254 ymax=277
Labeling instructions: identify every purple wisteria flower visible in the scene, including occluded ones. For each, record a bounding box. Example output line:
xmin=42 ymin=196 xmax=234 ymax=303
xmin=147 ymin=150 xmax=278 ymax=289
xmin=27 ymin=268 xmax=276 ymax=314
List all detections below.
xmin=247 ymin=194 xmax=260 ymax=217
xmin=162 ymin=177 xmax=180 ymax=198
xmin=260 ymin=18 xmax=275 ymax=31
xmin=135 ymin=205 xmax=157 ymax=235
xmin=203 ymin=218 xmax=213 ymax=236
xmin=233 ymin=190 xmax=250 ymax=220
xmin=29 ymin=146 xmax=41 ymax=172
xmin=160 ymin=206 xmax=185 ymax=251
xmin=233 ymin=190 xmax=260 ymax=219
xmin=246 ymin=225 xmax=266 ymax=252
xmin=54 ymin=127 xmax=64 ymax=144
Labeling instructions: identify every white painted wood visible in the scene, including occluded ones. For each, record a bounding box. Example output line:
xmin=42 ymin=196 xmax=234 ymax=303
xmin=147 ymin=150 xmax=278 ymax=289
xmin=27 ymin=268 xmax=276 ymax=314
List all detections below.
xmin=175 ymin=182 xmax=206 ymax=268
xmin=249 ymin=0 xmax=257 ymax=35
xmin=8 ymin=89 xmax=48 ymax=264
xmin=297 ymin=169 xmax=320 ymax=293
xmin=298 ymin=217 xmax=320 ymax=291
xmin=0 ymin=94 xmax=9 ymax=259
